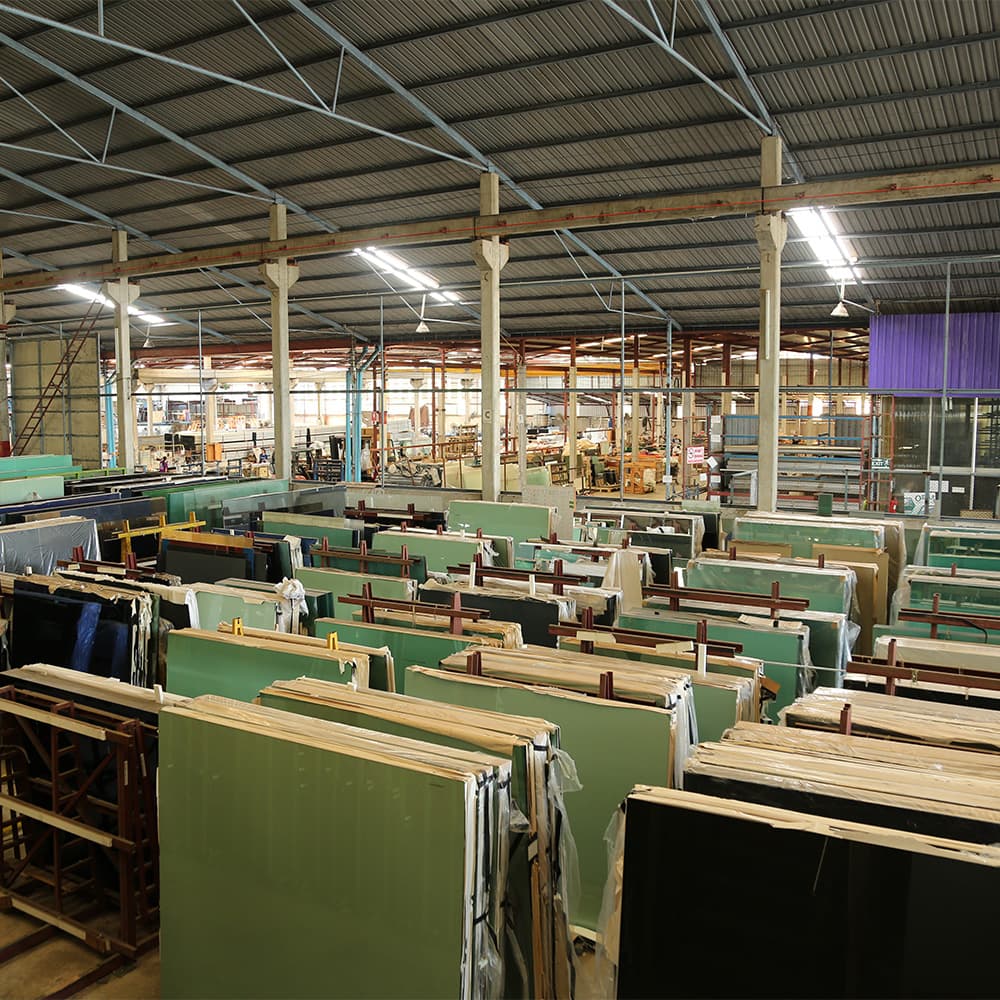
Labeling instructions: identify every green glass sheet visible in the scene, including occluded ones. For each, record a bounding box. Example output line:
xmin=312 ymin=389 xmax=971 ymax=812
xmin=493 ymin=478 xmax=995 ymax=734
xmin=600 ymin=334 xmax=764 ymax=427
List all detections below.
xmin=144 ymin=479 xmax=290 ymax=525
xmin=404 ymin=666 xmax=672 ymax=933
xmin=257 ymin=690 xmax=533 ymax=830
xmin=192 ymin=588 xmax=280 ymax=632
xmin=557 ymin=641 xmax=745 ymax=743
xmin=594 ymin=527 xmax=694 ymax=560
xmin=214 ymin=577 xmax=334 ymax=628
xmin=731 ymin=518 xmax=884 ymax=558
xmin=371 ymin=531 xmax=488 ymax=573
xmin=0 ymin=453 xmax=73 ymax=474
xmin=905 ymin=575 xmax=1000 ymax=617
xmin=294 ymin=566 xmax=414 ymax=618
xmin=158 ymin=708 xmax=472 ymax=999
xmin=315 ymin=618 xmax=474 ymax=691
xmin=0 ymin=475 xmax=63 ymax=502
xmin=650 ymin=596 xmax=849 ymax=681
xmin=447 ymin=500 xmax=551 ymax=548
xmin=166 ymin=630 xmax=357 ymax=700
xmin=872 ymin=621 xmax=1000 ymax=648
xmin=261 ymin=511 xmax=358 ymax=549
xmin=686 ymin=559 xmax=853 ymax=616
xmin=619 ymin=610 xmax=804 ymax=722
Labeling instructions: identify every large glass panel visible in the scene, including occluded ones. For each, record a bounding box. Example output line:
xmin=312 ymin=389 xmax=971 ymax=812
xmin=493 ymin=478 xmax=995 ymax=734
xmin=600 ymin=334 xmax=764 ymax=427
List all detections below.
xmin=976 ymin=397 xmax=1000 ymax=469
xmin=928 ymin=396 xmax=975 ymax=471
xmin=890 ymin=397 xmax=931 ymax=470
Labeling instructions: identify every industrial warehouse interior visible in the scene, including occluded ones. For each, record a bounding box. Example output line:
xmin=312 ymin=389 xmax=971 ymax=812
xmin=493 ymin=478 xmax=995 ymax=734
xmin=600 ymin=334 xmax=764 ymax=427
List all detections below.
xmin=0 ymin=0 xmax=998 ymax=997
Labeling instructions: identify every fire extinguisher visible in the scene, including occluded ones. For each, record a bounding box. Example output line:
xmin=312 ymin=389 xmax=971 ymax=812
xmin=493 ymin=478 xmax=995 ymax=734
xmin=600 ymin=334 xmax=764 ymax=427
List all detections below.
xmin=888 ymin=496 xmax=899 ymax=513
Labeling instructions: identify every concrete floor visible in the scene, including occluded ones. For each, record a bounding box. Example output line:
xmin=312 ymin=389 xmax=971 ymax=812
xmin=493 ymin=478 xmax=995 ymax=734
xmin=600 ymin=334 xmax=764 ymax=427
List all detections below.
xmin=0 ymin=912 xmax=158 ymax=1000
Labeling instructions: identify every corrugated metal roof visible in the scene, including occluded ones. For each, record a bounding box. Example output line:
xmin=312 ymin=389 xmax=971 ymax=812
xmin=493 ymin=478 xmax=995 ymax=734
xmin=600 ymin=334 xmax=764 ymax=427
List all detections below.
xmin=0 ymin=0 xmax=997 ymax=348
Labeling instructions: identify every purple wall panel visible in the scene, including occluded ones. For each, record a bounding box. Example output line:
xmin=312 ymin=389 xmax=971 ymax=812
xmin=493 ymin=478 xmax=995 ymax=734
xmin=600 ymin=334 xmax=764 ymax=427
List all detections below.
xmin=869 ymin=313 xmax=1000 ymax=396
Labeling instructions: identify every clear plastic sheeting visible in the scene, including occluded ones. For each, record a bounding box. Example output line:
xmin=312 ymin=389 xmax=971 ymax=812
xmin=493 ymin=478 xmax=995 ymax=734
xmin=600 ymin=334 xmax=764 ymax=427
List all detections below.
xmin=0 ymin=516 xmax=99 ymax=574
xmin=686 ymin=555 xmax=858 ymax=618
xmin=275 ymin=577 xmax=309 ymax=620
xmin=742 ymin=511 xmax=906 ymax=594
xmin=732 ymin=516 xmax=885 ymax=559
xmin=592 ymin=805 xmax=626 ymax=1000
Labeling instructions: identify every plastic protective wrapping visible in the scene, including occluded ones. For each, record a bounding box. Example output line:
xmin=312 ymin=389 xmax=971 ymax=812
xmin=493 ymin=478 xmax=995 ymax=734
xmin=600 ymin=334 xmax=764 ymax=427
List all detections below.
xmin=742 ymin=511 xmax=907 ymax=586
xmin=278 ymin=534 xmax=305 ymax=573
xmin=275 ymin=576 xmax=309 ymax=620
xmin=547 ymin=747 xmax=582 ymax=997
xmin=0 ymin=516 xmax=99 ymax=574
xmin=476 ymin=767 xmax=510 ymax=1000
xmin=688 ymin=554 xmax=859 ymax=618
xmin=592 ymin=805 xmax=626 ymax=1000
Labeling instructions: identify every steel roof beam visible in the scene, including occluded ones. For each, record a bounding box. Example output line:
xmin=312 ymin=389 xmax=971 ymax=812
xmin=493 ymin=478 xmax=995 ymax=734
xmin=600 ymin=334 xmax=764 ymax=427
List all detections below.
xmin=0 ymin=140 xmax=275 ymax=202
xmin=287 ymin=0 xmax=680 ymax=328
xmin=6 ymin=84 xmax=996 ymax=228
xmin=691 ymin=0 xmax=874 ymax=309
xmin=599 ymin=0 xmax=771 ymax=133
xmin=0 ymin=164 xmax=365 ymax=340
xmin=0 ymin=8 xmax=483 ymax=174
xmin=0 ymin=28 xmax=341 ymax=232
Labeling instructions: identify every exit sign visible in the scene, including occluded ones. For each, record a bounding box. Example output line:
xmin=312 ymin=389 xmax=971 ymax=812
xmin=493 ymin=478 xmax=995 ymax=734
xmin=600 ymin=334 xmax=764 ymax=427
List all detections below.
xmin=871 ymin=458 xmax=890 ymax=470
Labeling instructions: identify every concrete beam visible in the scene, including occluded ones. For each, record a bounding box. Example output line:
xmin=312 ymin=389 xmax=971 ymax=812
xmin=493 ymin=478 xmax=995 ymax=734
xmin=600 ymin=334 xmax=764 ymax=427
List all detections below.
xmin=4 ymin=162 xmax=998 ymax=293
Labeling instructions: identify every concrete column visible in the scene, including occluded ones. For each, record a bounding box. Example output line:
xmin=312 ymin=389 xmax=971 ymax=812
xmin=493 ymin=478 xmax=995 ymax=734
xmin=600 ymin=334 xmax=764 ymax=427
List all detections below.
xmin=203 ymin=357 xmax=218 ymax=447
xmin=631 ymin=335 xmax=641 ymax=456
xmin=681 ymin=340 xmax=693 ymax=497
xmin=437 ymin=354 xmax=448 ymax=444
xmin=721 ymin=342 xmax=733 ymax=419
xmin=755 ymin=136 xmax=788 ymax=512
xmin=0 ymin=256 xmax=14 ymax=450
xmin=718 ymin=342 xmax=733 ymax=462
xmin=516 ymin=354 xmax=527 ymax=491
xmin=102 ymin=232 xmax=140 ymax=470
xmin=567 ymin=339 xmax=578 ymax=487
xmin=260 ymin=204 xmax=299 ymax=481
xmin=472 ymin=173 xmax=509 ymax=501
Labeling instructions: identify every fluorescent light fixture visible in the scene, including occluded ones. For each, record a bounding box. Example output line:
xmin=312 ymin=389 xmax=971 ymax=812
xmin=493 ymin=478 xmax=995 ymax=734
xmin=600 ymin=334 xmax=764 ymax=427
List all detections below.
xmin=578 ymin=334 xmax=648 ymax=349
xmin=788 ymin=208 xmax=860 ymax=282
xmin=58 ymin=283 xmax=172 ymax=326
xmin=355 ymin=247 xmax=462 ymax=304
